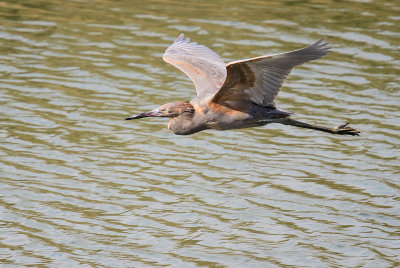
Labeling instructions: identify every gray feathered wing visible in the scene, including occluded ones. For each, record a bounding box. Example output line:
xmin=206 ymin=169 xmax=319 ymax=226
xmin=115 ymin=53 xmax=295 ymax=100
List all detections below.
xmin=212 ymin=39 xmax=331 ymax=107
xmin=163 ymin=34 xmax=227 ymax=96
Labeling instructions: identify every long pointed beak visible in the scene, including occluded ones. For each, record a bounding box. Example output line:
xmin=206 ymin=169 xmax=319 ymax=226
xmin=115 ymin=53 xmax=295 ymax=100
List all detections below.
xmin=125 ymin=109 xmax=163 ymax=120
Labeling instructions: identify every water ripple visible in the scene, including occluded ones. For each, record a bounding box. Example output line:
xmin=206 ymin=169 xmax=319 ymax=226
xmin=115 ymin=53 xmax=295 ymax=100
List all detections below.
xmin=1 ymin=0 xmax=399 ymax=267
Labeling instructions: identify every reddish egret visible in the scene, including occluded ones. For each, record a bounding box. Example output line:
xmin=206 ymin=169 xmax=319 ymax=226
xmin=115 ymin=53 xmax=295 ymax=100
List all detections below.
xmin=126 ymin=34 xmax=360 ymax=136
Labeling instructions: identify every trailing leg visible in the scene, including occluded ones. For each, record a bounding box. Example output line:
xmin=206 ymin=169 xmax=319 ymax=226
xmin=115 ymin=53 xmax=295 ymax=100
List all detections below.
xmin=276 ymin=118 xmax=360 ymax=136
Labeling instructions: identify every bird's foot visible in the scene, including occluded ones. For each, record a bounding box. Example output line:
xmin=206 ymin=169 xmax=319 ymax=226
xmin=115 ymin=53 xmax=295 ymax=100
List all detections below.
xmin=333 ymin=123 xmax=360 ymax=136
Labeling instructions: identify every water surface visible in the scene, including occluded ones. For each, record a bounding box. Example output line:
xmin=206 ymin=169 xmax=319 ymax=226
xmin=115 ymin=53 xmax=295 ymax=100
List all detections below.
xmin=1 ymin=0 xmax=399 ymax=267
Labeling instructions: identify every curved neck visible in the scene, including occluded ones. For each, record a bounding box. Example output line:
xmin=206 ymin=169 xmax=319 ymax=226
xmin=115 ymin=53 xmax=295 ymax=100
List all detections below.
xmin=168 ymin=113 xmax=206 ymax=135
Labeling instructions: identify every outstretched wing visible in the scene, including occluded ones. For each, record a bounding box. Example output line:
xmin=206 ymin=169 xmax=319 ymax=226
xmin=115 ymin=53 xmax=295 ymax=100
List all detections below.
xmin=163 ymin=34 xmax=227 ymax=96
xmin=212 ymin=39 xmax=331 ymax=107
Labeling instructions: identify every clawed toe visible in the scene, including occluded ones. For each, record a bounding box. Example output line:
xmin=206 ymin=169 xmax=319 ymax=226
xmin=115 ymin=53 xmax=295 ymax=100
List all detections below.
xmin=335 ymin=123 xmax=360 ymax=136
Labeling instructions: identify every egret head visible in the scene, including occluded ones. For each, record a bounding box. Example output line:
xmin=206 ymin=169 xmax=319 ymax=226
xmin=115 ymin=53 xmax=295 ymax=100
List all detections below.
xmin=125 ymin=101 xmax=194 ymax=120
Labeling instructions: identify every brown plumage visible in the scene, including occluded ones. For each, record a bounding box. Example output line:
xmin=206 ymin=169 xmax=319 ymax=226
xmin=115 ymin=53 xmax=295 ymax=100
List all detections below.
xmin=126 ymin=34 xmax=360 ymax=136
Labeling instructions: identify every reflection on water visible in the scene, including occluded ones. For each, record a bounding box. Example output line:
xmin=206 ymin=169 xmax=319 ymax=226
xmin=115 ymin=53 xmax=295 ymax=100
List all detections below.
xmin=1 ymin=0 xmax=399 ymax=267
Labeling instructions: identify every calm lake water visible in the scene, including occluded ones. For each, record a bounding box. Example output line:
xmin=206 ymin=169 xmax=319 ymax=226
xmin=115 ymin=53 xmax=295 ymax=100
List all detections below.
xmin=1 ymin=0 xmax=399 ymax=267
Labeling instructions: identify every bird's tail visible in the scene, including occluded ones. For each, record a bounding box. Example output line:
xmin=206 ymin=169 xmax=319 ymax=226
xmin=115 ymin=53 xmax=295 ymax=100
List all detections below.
xmin=269 ymin=108 xmax=293 ymax=119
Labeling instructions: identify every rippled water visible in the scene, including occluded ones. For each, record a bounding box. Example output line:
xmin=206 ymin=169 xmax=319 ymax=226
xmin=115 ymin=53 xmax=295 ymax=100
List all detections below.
xmin=1 ymin=0 xmax=399 ymax=267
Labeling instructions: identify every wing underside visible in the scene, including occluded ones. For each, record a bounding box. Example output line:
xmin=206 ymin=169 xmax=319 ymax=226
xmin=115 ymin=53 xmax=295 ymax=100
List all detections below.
xmin=163 ymin=34 xmax=227 ymax=96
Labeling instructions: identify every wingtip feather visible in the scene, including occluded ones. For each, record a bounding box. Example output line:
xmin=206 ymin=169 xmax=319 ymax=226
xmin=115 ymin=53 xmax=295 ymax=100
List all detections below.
xmin=177 ymin=33 xmax=185 ymax=40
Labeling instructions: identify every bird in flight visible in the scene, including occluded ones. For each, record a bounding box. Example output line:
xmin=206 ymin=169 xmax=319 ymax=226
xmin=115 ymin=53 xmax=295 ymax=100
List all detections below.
xmin=126 ymin=34 xmax=359 ymax=136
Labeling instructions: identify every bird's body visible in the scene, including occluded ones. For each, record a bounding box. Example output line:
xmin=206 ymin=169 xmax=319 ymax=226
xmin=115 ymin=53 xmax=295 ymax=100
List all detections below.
xmin=127 ymin=34 xmax=359 ymax=136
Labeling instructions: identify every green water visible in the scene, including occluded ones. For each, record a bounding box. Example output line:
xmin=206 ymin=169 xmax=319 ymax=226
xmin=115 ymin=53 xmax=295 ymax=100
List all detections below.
xmin=1 ymin=0 xmax=399 ymax=267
